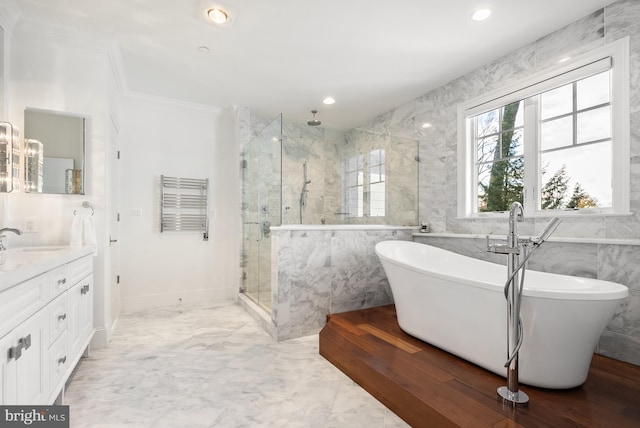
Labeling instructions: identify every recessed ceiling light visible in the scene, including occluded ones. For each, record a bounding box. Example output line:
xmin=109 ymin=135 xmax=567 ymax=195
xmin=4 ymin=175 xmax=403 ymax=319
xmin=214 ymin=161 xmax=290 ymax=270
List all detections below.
xmin=471 ymin=8 xmax=492 ymax=21
xmin=323 ymin=97 xmax=336 ymax=105
xmin=421 ymin=122 xmax=432 ymax=129
xmin=198 ymin=46 xmax=210 ymax=53
xmin=207 ymin=8 xmax=229 ymax=24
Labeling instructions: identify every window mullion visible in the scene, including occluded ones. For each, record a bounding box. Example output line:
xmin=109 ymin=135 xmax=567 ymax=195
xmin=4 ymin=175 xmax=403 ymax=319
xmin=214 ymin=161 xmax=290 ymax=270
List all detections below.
xmin=572 ymin=81 xmax=578 ymax=147
xmin=523 ymin=96 xmax=539 ymax=214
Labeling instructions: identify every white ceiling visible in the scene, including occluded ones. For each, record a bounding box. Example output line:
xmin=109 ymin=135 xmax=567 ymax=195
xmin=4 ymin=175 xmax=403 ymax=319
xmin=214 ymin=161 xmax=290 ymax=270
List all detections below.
xmin=13 ymin=0 xmax=616 ymax=129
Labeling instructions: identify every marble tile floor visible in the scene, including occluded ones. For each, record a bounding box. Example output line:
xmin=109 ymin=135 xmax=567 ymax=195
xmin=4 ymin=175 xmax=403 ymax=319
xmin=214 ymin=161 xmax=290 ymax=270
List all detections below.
xmin=64 ymin=302 xmax=409 ymax=428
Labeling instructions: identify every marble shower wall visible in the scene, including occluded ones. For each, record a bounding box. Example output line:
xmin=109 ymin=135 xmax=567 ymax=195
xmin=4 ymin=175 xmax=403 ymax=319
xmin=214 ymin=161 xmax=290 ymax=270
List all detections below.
xmin=270 ymin=227 xmax=414 ymax=340
xmin=281 ymin=124 xmax=418 ymax=226
xmin=240 ymin=109 xmax=419 ymax=226
xmin=343 ymin=129 xmax=419 ymax=226
xmin=363 ymin=0 xmax=640 ymax=366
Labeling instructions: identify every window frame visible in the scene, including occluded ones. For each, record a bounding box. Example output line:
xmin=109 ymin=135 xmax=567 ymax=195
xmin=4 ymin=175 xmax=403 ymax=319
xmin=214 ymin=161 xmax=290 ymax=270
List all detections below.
xmin=343 ymin=154 xmax=364 ymax=218
xmin=457 ymin=37 xmax=630 ymax=218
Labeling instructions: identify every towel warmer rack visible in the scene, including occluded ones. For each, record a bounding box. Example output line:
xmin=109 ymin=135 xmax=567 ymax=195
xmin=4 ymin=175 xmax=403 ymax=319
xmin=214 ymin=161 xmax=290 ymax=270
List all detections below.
xmin=160 ymin=175 xmax=209 ymax=241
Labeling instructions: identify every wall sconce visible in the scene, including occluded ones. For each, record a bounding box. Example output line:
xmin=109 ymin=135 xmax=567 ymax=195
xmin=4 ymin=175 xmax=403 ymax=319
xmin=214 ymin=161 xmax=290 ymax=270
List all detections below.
xmin=0 ymin=121 xmax=20 ymax=193
xmin=24 ymin=139 xmax=44 ymax=193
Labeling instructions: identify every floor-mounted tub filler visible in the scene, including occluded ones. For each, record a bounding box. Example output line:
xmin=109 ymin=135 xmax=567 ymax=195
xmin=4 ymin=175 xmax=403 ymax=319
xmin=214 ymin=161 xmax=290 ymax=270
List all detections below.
xmin=375 ymin=230 xmax=628 ymax=399
xmin=485 ymin=202 xmax=561 ymax=406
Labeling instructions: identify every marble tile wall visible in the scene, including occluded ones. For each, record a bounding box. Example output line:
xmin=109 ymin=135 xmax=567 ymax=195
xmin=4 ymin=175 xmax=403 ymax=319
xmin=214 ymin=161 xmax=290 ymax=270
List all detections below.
xmin=237 ymin=0 xmax=640 ymax=363
xmin=239 ymin=108 xmax=419 ymax=228
xmin=360 ymin=0 xmax=640 ymax=366
xmin=270 ymin=228 xmax=413 ymax=341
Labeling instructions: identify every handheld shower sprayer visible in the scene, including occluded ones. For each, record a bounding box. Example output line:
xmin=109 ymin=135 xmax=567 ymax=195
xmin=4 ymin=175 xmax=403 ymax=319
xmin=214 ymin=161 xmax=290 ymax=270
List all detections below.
xmin=533 ymin=217 xmax=562 ymax=246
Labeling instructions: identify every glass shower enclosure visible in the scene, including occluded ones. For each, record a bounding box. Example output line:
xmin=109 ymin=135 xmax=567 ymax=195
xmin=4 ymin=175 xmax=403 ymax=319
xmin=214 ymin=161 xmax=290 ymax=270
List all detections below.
xmin=241 ymin=114 xmax=282 ymax=312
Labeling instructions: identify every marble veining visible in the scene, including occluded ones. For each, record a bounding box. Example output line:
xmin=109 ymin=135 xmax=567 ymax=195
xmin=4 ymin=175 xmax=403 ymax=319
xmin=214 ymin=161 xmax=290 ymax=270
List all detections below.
xmin=535 ymin=9 xmax=605 ymax=69
xmin=64 ymin=303 xmax=408 ymax=428
xmin=268 ymin=228 xmax=413 ymax=341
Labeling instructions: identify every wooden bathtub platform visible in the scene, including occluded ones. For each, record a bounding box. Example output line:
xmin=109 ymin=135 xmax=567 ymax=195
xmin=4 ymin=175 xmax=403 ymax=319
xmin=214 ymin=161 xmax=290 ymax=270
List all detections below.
xmin=319 ymin=305 xmax=640 ymax=427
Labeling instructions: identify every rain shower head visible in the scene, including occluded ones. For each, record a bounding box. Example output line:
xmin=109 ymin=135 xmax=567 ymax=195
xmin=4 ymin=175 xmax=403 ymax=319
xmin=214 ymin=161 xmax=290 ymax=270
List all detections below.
xmin=307 ymin=110 xmax=321 ymax=126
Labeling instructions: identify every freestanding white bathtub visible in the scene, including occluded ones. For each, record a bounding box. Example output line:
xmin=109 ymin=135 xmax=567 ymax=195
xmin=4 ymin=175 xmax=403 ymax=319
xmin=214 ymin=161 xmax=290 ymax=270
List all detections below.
xmin=375 ymin=240 xmax=629 ymax=389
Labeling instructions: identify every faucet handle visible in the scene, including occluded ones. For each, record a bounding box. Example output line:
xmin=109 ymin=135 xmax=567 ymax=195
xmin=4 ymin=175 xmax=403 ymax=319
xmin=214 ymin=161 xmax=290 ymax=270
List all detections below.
xmin=486 ymin=235 xmax=520 ymax=254
xmin=486 ymin=235 xmax=504 ymax=253
xmin=486 ymin=235 xmax=494 ymax=252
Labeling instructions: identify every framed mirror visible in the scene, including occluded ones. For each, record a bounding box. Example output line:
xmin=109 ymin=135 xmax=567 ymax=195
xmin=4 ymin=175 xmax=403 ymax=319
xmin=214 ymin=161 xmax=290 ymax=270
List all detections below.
xmin=24 ymin=108 xmax=86 ymax=194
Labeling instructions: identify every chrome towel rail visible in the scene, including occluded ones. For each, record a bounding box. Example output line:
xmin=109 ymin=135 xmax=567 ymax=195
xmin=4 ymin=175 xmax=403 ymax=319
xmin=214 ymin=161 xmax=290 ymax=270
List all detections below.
xmin=161 ymin=175 xmax=209 ymax=241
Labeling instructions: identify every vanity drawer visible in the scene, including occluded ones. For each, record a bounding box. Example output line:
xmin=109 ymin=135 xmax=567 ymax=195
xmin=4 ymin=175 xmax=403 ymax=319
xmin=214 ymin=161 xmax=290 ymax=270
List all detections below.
xmin=68 ymin=256 xmax=93 ymax=285
xmin=48 ymin=293 xmax=68 ymax=345
xmin=48 ymin=265 xmax=69 ymax=299
xmin=49 ymin=331 xmax=68 ymax=392
xmin=0 ymin=273 xmax=49 ymax=338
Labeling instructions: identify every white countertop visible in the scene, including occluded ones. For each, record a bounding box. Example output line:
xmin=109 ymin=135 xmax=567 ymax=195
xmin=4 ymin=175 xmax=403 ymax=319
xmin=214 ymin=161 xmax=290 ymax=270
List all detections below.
xmin=0 ymin=246 xmax=96 ymax=292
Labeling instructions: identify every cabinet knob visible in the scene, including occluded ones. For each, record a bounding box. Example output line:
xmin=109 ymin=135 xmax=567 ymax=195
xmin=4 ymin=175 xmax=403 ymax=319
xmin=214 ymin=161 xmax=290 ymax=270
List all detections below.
xmin=57 ymin=278 xmax=67 ymax=286
xmin=58 ymin=356 xmax=67 ymax=365
xmin=58 ymin=313 xmax=67 ymax=321
xmin=81 ymin=284 xmax=90 ymax=295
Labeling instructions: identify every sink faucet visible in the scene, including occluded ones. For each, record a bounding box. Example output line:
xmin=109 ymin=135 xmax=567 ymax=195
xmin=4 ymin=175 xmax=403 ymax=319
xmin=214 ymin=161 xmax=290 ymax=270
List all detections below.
xmin=0 ymin=227 xmax=23 ymax=251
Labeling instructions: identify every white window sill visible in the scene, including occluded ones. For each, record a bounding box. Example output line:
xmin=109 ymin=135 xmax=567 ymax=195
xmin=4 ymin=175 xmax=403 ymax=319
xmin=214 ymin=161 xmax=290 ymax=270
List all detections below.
xmin=457 ymin=211 xmax=633 ymax=220
xmin=414 ymin=232 xmax=640 ymax=246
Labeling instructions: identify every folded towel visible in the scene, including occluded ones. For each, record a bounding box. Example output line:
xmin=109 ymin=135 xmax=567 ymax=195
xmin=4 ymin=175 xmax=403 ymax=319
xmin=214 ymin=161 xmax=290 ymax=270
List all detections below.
xmin=83 ymin=215 xmax=98 ymax=256
xmin=70 ymin=214 xmax=83 ymax=248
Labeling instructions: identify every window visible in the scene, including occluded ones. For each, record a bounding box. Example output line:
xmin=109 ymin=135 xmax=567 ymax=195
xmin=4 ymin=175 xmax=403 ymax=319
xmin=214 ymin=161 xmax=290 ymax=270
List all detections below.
xmin=475 ymin=101 xmax=524 ymax=212
xmin=369 ymin=149 xmax=386 ymax=217
xmin=458 ymin=38 xmax=629 ymax=218
xmin=343 ymin=148 xmax=386 ymax=217
xmin=344 ymin=154 xmax=363 ymax=217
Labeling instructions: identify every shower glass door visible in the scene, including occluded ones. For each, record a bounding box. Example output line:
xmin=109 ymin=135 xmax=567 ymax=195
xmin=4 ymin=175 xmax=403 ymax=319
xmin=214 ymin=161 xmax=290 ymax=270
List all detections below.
xmin=242 ymin=114 xmax=282 ymax=312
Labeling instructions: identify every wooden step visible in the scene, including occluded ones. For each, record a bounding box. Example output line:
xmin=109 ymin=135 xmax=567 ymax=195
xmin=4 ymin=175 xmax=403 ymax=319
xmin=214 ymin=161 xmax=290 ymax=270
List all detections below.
xmin=319 ymin=305 xmax=640 ymax=428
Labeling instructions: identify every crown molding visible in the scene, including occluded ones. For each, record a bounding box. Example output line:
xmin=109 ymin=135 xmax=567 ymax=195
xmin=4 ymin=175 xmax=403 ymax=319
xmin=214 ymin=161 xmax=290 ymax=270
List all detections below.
xmin=124 ymin=89 xmax=224 ymax=114
xmin=11 ymin=15 xmax=226 ymax=115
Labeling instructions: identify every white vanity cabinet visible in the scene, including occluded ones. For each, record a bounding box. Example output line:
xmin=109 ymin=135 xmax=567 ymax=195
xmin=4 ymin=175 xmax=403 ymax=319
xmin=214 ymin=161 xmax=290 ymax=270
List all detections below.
xmin=0 ymin=247 xmax=95 ymax=405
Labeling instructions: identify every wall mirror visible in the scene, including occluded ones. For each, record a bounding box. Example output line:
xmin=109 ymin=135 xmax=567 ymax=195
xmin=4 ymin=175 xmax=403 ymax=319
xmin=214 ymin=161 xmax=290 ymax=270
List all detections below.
xmin=24 ymin=108 xmax=86 ymax=194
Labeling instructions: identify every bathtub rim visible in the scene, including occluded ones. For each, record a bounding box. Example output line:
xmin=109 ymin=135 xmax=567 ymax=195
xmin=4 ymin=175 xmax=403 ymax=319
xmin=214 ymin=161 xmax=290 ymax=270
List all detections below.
xmin=375 ymin=240 xmax=629 ymax=301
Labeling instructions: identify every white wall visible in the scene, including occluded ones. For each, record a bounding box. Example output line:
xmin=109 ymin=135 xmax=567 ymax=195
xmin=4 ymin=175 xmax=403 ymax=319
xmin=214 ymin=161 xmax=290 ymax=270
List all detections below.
xmin=3 ymin=21 xmax=112 ymax=346
xmin=119 ymin=96 xmax=239 ymax=312
xmin=2 ymin=15 xmax=241 ymax=344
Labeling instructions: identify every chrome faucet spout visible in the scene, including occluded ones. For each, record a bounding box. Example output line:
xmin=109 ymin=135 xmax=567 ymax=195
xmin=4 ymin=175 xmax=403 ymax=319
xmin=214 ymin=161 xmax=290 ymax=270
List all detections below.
xmin=0 ymin=227 xmax=23 ymax=252
xmin=508 ymin=202 xmax=524 ymax=238
xmin=0 ymin=227 xmax=23 ymax=235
